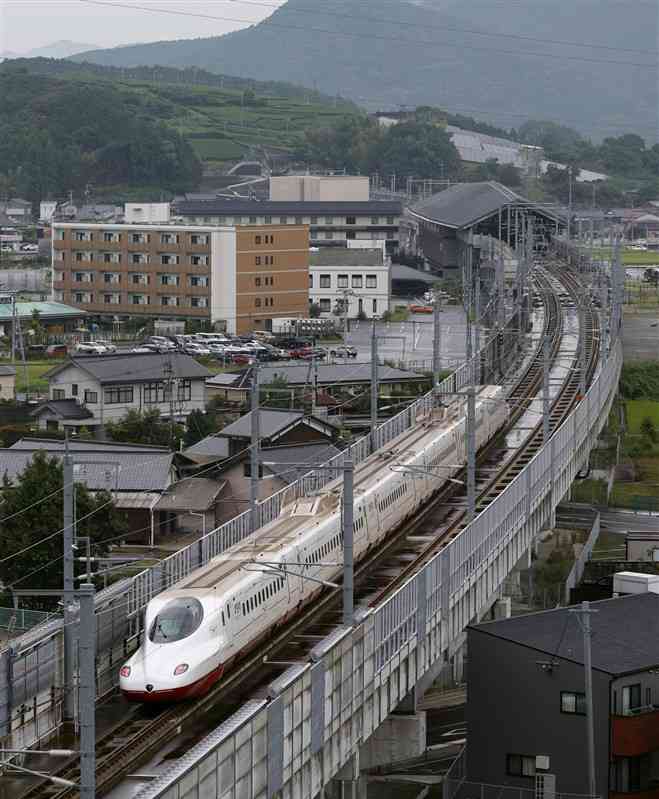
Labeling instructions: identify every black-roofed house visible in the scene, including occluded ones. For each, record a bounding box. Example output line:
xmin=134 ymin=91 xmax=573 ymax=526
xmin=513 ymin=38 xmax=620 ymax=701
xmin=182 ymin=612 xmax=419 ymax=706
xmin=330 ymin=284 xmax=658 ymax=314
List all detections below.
xmin=465 ymin=591 xmax=659 ymax=796
xmin=5 ymin=438 xmax=223 ymax=542
xmin=33 ymin=352 xmax=212 ymax=434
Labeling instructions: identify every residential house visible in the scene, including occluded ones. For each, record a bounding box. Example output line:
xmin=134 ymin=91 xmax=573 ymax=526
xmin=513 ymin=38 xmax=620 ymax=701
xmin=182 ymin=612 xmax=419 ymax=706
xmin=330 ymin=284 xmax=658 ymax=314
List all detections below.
xmin=309 ymin=248 xmax=390 ymax=319
xmin=33 ymin=352 xmax=211 ymax=433
xmin=8 ymin=438 xmax=222 ymax=542
xmin=206 ymin=363 xmax=429 ymax=406
xmin=466 ymin=589 xmax=659 ymax=796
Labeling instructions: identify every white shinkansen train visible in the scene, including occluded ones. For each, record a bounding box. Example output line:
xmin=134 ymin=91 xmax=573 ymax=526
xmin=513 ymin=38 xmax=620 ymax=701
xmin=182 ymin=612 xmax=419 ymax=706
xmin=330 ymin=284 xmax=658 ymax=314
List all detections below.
xmin=120 ymin=386 xmax=507 ymax=701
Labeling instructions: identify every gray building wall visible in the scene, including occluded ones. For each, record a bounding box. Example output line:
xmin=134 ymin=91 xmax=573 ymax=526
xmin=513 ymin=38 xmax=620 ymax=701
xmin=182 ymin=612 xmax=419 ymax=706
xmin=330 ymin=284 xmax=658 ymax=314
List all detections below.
xmin=466 ymin=628 xmax=611 ymax=794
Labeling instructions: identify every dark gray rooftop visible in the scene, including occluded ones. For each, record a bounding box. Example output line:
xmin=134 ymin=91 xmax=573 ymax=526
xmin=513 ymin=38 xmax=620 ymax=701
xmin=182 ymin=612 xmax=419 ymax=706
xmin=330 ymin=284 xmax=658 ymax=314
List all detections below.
xmin=392 ymin=264 xmax=438 ymax=284
xmin=410 ymin=181 xmax=561 ymax=230
xmin=183 ymin=434 xmax=230 ymax=463
xmin=310 ymin=249 xmax=384 ymax=267
xmin=155 ymin=477 xmax=223 ymax=512
xmin=470 ymin=593 xmax=659 ymax=676
xmin=174 ymin=199 xmax=402 ymax=216
xmin=261 ymin=443 xmax=342 ymax=484
xmin=218 ymin=409 xmax=304 ymax=440
xmin=32 ymin=399 xmax=94 ymax=421
xmin=11 ymin=438 xmax=169 ymax=453
xmin=0 ymin=449 xmax=173 ymax=492
xmin=48 ymin=352 xmax=212 ymax=385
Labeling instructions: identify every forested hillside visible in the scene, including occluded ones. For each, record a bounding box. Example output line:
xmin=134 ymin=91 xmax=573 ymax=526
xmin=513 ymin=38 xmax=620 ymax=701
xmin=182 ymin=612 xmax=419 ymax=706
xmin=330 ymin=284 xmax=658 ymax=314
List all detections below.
xmin=0 ymin=63 xmax=202 ymax=202
xmin=73 ymin=0 xmax=657 ymax=142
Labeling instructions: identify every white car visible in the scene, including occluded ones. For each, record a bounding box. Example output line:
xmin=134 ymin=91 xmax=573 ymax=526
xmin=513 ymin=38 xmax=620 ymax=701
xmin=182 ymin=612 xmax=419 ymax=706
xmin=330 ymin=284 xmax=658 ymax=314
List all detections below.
xmin=20 ymin=243 xmax=39 ymax=252
xmin=76 ymin=342 xmax=107 ymax=355
xmin=183 ymin=343 xmax=211 ymax=356
xmin=88 ymin=340 xmax=117 ymax=353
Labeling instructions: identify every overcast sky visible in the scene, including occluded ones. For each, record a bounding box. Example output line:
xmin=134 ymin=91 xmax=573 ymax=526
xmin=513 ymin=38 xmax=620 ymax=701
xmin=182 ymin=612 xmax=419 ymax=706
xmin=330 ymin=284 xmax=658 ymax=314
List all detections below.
xmin=1 ymin=0 xmax=284 ymax=54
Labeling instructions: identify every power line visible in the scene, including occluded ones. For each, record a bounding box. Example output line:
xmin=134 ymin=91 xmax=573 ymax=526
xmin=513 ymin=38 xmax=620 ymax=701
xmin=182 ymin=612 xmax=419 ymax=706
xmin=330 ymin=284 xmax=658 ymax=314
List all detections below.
xmin=76 ymin=0 xmax=656 ymax=69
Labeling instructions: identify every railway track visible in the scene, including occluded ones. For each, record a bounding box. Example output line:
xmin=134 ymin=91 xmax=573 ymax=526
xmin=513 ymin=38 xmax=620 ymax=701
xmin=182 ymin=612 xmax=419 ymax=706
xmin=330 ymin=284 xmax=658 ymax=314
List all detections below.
xmin=25 ymin=261 xmax=597 ymax=799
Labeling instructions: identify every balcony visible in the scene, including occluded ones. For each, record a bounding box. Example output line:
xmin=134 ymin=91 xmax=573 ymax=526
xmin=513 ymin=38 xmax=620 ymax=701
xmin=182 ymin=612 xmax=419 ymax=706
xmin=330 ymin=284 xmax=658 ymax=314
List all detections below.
xmin=612 ymin=707 xmax=659 ymax=756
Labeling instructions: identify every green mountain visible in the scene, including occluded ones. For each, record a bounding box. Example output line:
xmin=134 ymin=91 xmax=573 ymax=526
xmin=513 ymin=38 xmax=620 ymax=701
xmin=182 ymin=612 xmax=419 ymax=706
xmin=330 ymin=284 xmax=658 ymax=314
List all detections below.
xmin=73 ymin=0 xmax=657 ymax=142
xmin=0 ymin=58 xmax=360 ymax=201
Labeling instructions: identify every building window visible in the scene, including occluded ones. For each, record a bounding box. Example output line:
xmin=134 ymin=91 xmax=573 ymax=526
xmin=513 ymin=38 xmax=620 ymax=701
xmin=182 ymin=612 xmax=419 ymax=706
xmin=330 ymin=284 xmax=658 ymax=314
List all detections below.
xmin=265 ymin=234 xmax=274 ymax=244
xmin=622 ymin=684 xmax=642 ymax=714
xmin=255 ymin=235 xmax=262 ymax=245
xmin=177 ymin=379 xmax=192 ymax=401
xmin=319 ymin=298 xmax=331 ymax=312
xmin=144 ymin=382 xmax=170 ymax=404
xmin=189 ymin=275 xmax=208 ymax=287
xmin=346 ymin=216 xmax=356 ymax=225
xmin=386 ymin=216 xmax=395 ymax=225
xmin=255 ymin=277 xmax=262 ymax=287
xmin=159 ymin=274 xmax=180 ymax=287
xmin=103 ymin=293 xmax=121 ymax=304
xmin=104 ymin=385 xmax=133 ymax=404
xmin=160 ymin=233 xmax=179 ymax=245
xmin=131 ymin=232 xmax=148 ymax=244
xmin=54 ymin=251 xmax=65 ymax=262
xmin=255 ymin=298 xmax=262 ymax=308
xmin=309 ymin=216 xmax=318 ymax=224
xmin=160 ymin=254 xmax=179 ymax=265
xmin=190 ymin=234 xmax=208 ymax=245
xmin=74 ymin=231 xmax=92 ymax=241
xmin=248 ymin=216 xmax=257 ymax=224
xmin=352 ymin=275 xmax=363 ymax=289
xmin=366 ymin=274 xmax=377 ymax=288
xmin=84 ymin=390 xmax=98 ymax=404
xmin=74 ymin=292 xmax=92 ymax=303
xmin=73 ymin=271 xmax=93 ymax=283
xmin=560 ymin=692 xmax=586 ymax=715
xmin=346 ymin=230 xmax=356 ymax=240
xmin=55 ymin=230 xmax=65 ymax=241
xmin=131 ymin=253 xmax=147 ymax=265
xmin=337 ymin=274 xmax=348 ymax=288
xmin=71 ymin=383 xmax=78 ymax=397
xmin=295 ymin=216 xmax=303 ymax=224
xmin=324 ymin=231 xmax=333 ymax=240
xmin=160 ymin=296 xmax=180 ymax=307
xmin=373 ymin=299 xmax=377 ymax=314
xmin=324 ymin=217 xmax=333 ymax=225
xmin=103 ymin=272 xmax=120 ymax=284
xmin=131 ymin=294 xmax=149 ymax=305
xmin=506 ymin=755 xmax=536 ymax=778
xmin=320 ymin=274 xmax=331 ymax=288
xmin=52 ymin=388 xmax=65 ymax=400
xmin=255 ymin=256 xmax=261 ymax=266
xmin=309 ymin=275 xmax=313 ymax=288
xmin=103 ymin=231 xmax=120 ymax=242
xmin=190 ymin=296 xmax=208 ymax=308
xmin=358 ymin=298 xmax=363 ymax=314
xmin=370 ymin=216 xmax=380 ymax=225
xmin=131 ymin=273 xmax=149 ymax=285
xmin=190 ymin=255 xmax=208 ymax=266
xmin=75 ymin=252 xmax=93 ymax=263
xmin=264 ymin=216 xmax=272 ymax=224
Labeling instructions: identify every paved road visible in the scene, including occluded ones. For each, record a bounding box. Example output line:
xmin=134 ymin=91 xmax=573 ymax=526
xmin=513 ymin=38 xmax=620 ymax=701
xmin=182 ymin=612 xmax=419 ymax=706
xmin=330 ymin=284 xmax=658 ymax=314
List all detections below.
xmin=600 ymin=508 xmax=659 ymax=534
xmin=622 ymin=314 xmax=659 ymax=360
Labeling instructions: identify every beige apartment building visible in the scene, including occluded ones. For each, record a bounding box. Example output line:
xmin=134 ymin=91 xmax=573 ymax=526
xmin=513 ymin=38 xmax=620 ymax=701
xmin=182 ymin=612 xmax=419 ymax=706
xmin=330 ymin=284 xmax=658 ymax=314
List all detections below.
xmin=52 ymin=223 xmax=309 ymax=334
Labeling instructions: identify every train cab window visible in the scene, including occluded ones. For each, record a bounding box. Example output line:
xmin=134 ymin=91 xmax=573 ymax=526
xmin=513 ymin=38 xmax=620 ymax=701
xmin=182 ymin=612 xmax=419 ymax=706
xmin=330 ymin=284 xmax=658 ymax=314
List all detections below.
xmin=148 ymin=597 xmax=203 ymax=643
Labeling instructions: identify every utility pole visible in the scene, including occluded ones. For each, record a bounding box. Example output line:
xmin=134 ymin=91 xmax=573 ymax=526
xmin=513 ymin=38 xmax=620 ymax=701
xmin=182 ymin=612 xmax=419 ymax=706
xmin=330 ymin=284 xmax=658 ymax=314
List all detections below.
xmin=342 ymin=456 xmax=354 ymax=627
xmin=543 ymin=330 xmax=550 ymax=443
xmin=567 ymin=165 xmax=573 ymax=246
xmin=578 ymin=304 xmax=586 ymax=397
xmin=250 ymin=363 xmax=260 ymax=532
xmin=78 ymin=583 xmax=96 ymax=799
xmin=63 ymin=435 xmax=75 ymax=723
xmin=370 ymin=322 xmax=378 ymax=450
xmin=432 ymin=289 xmax=441 ymax=400
xmin=570 ymin=602 xmax=598 ymax=798
xmin=465 ymin=239 xmax=476 ymax=523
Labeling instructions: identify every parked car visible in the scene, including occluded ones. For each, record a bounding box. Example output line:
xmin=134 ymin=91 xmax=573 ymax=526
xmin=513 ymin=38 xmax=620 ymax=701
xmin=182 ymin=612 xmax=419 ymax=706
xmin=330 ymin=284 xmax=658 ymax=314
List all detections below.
xmin=75 ymin=342 xmax=107 ymax=355
xmin=88 ymin=340 xmax=117 ymax=353
xmin=183 ymin=343 xmax=211 ymax=356
xmin=20 ymin=243 xmax=39 ymax=252
xmin=289 ymin=345 xmax=313 ymax=359
xmin=330 ymin=345 xmax=358 ymax=359
xmin=46 ymin=344 xmax=68 ymax=358
xmin=300 ymin=347 xmax=327 ymax=361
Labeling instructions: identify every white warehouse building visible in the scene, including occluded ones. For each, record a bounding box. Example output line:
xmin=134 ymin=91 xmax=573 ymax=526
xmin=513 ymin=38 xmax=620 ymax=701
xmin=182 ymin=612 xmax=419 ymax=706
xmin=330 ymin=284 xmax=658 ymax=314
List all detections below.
xmin=309 ymin=248 xmax=390 ymax=319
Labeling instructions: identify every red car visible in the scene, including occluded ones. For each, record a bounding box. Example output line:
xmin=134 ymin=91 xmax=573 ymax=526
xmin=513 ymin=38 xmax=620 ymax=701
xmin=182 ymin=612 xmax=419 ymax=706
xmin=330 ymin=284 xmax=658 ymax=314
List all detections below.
xmin=289 ymin=346 xmax=313 ymax=359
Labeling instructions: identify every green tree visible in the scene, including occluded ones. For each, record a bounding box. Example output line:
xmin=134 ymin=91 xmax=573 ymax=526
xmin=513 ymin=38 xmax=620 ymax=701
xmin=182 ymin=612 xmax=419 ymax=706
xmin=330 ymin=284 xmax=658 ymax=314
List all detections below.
xmin=105 ymin=408 xmax=184 ymax=448
xmin=185 ymin=407 xmax=219 ymax=447
xmin=371 ymin=121 xmax=461 ymax=178
xmin=309 ymin=302 xmax=322 ymax=319
xmin=0 ymin=452 xmax=127 ymax=608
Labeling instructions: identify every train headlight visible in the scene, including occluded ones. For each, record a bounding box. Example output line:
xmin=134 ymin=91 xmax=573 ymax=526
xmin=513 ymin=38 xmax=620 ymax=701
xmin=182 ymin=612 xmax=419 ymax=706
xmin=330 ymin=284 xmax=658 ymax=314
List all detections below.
xmin=174 ymin=663 xmax=189 ymax=676
xmin=120 ymin=666 xmax=131 ymax=678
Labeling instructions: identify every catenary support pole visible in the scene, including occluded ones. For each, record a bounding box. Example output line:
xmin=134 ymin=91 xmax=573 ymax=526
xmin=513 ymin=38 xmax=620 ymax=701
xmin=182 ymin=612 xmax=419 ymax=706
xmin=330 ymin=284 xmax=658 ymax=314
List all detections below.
xmin=250 ymin=363 xmax=260 ymax=532
xmin=570 ymin=602 xmax=597 ymax=798
xmin=432 ymin=290 xmax=441 ymax=400
xmin=78 ymin=583 xmax=96 ymax=799
xmin=342 ymin=457 xmax=354 ymax=627
xmin=370 ymin=322 xmax=378 ymax=450
xmin=543 ymin=330 xmax=550 ymax=443
xmin=63 ymin=435 xmax=75 ymax=723
xmin=465 ymin=239 xmax=476 ymax=523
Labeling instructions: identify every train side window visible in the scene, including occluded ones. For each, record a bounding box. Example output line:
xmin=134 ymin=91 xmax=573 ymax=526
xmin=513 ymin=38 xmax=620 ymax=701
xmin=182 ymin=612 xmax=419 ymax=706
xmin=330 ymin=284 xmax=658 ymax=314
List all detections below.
xmin=242 ymin=602 xmax=246 ymax=615
xmin=221 ymin=611 xmax=225 ymax=626
xmin=227 ymin=605 xmax=231 ymax=618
